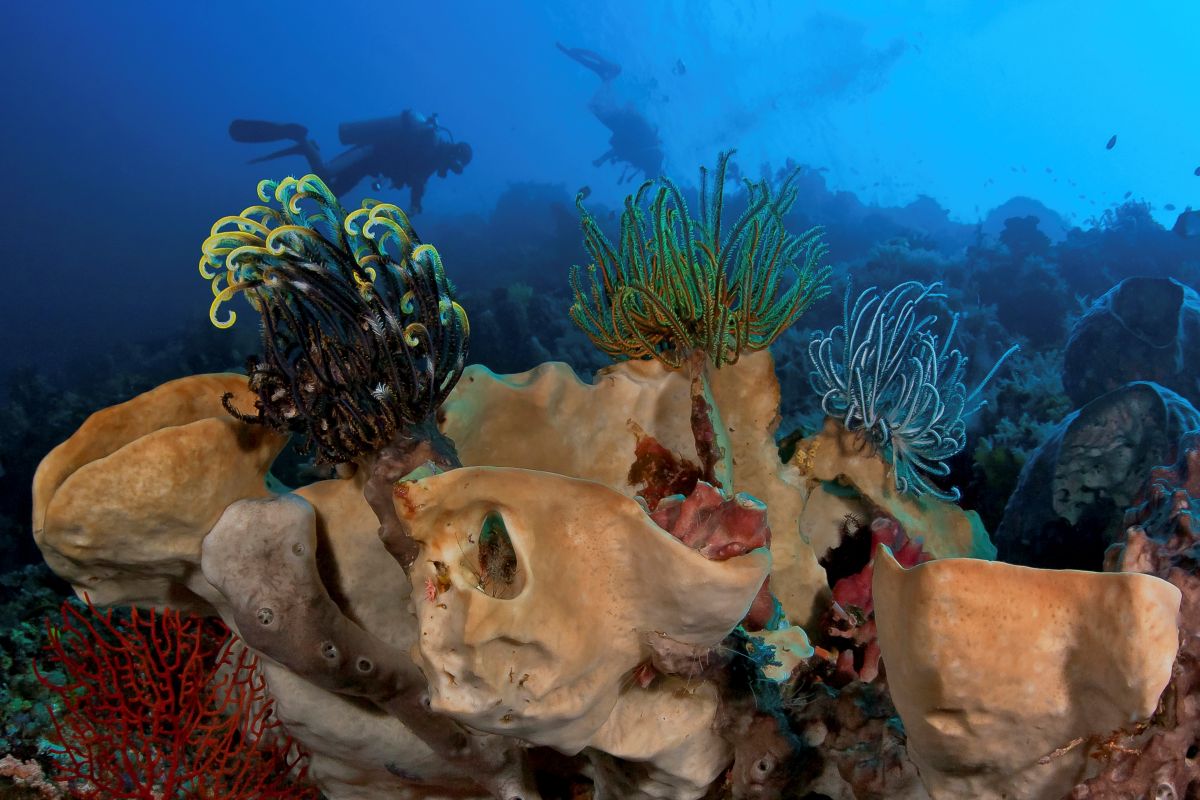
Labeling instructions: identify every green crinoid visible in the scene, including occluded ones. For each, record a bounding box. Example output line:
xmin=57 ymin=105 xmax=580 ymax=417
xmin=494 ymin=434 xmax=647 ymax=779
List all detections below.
xmin=569 ymin=151 xmax=831 ymax=369
xmin=199 ymin=174 xmax=469 ymax=463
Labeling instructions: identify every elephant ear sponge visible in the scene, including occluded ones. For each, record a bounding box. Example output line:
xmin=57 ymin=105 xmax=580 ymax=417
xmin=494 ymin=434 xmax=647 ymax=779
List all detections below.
xmin=199 ymin=174 xmax=469 ymax=464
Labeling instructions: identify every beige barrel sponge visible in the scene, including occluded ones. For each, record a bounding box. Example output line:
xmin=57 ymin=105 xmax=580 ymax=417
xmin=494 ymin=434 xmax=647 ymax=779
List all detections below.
xmin=873 ymin=546 xmax=1181 ymax=799
xmin=584 ymin=677 xmax=728 ymax=800
xmin=397 ymin=466 xmax=770 ymax=759
xmin=794 ymin=418 xmax=995 ymax=564
xmin=440 ymin=350 xmax=825 ymax=626
xmin=32 ymin=373 xmax=286 ymax=609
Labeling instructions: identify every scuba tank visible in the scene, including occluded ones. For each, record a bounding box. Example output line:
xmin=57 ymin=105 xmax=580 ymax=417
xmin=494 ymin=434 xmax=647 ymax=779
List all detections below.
xmin=339 ymin=113 xmax=418 ymax=146
xmin=339 ymin=112 xmax=453 ymax=146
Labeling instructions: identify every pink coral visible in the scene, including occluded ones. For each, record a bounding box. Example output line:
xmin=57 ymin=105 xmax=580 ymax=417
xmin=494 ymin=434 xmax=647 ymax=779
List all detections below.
xmin=650 ymin=481 xmax=777 ymax=629
xmin=0 ymin=755 xmax=62 ymax=799
xmin=825 ymin=517 xmax=930 ymax=684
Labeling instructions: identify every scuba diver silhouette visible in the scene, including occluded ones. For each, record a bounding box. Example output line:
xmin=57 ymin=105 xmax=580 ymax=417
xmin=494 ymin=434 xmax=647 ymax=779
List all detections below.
xmin=229 ymin=111 xmax=472 ymax=214
xmin=556 ymin=43 xmax=665 ymax=182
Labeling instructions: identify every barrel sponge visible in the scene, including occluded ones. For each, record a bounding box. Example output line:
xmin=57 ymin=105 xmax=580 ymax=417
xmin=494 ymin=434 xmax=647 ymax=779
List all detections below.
xmin=32 ymin=373 xmax=286 ymax=610
xmin=873 ymin=546 xmax=1181 ymax=800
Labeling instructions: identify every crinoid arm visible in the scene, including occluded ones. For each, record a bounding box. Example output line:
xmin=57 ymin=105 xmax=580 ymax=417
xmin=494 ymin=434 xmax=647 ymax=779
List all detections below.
xmin=199 ymin=174 xmax=468 ymax=466
xmin=569 ymin=151 xmax=831 ymax=369
xmin=807 ymin=280 xmax=1017 ymax=501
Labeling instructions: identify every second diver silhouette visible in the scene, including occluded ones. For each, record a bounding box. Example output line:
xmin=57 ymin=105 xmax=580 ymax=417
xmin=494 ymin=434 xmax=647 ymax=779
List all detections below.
xmin=557 ymin=43 xmax=665 ymax=183
xmin=228 ymin=111 xmax=472 ymax=214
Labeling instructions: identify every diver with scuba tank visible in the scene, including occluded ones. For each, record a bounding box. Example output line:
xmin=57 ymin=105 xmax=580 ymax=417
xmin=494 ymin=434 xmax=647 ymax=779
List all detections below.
xmin=229 ymin=111 xmax=472 ymax=214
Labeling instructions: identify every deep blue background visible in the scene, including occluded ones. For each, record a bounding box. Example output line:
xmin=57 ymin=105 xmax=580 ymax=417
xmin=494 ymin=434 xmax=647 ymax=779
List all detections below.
xmin=2 ymin=0 xmax=1197 ymax=381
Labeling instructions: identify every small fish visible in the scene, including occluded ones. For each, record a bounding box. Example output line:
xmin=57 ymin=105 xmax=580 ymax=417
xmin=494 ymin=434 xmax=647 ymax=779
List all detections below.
xmin=577 ymin=185 xmax=591 ymax=201
xmin=1194 ymin=166 xmax=1200 ymax=176
xmin=1106 ymin=134 xmax=1117 ymax=150
xmin=1165 ymin=203 xmax=1176 ymax=210
xmin=1045 ymin=167 xmax=1053 ymax=174
xmin=1123 ymin=190 xmax=1132 ymax=199
xmin=673 ymin=58 xmax=686 ymax=76
xmin=372 ymin=180 xmax=383 ymax=191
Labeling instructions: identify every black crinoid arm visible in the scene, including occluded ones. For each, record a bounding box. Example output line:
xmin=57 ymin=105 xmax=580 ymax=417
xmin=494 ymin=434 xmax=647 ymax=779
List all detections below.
xmin=200 ymin=174 xmax=469 ymax=563
xmin=201 ymin=173 xmax=468 ymax=466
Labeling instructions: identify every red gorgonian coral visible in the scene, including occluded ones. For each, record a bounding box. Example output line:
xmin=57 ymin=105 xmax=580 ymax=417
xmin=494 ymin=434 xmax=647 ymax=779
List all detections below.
xmin=34 ymin=600 xmax=317 ymax=800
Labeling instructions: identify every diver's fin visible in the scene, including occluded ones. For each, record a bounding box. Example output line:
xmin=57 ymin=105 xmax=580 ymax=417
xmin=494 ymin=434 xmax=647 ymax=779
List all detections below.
xmin=247 ymin=142 xmax=312 ymax=164
xmin=229 ymin=119 xmax=308 ymax=143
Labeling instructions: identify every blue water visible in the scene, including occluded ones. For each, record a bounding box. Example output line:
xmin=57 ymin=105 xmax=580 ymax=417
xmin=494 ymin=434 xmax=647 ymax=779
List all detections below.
xmin=2 ymin=6 xmax=1200 ymax=791
xmin=3 ymin=1 xmax=1197 ymax=380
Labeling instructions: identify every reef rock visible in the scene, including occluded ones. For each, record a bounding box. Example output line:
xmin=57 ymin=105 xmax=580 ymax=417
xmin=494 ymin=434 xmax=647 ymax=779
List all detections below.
xmin=995 ymin=380 xmax=1200 ymax=569
xmin=1063 ymin=276 xmax=1200 ymax=408
xmin=874 ymin=546 xmax=1181 ymax=800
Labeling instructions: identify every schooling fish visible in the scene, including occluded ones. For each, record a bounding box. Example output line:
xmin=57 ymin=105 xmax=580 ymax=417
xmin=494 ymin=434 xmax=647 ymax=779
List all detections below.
xmin=1165 ymin=203 xmax=1176 ymax=211
xmin=1106 ymin=134 xmax=1117 ymax=150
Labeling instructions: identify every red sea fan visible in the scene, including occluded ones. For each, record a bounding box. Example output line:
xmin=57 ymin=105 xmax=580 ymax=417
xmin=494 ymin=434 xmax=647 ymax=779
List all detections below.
xmin=34 ymin=600 xmax=318 ymax=800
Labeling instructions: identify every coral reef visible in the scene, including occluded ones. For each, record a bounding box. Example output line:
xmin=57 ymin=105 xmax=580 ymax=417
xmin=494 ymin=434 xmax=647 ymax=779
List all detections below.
xmin=0 ymin=567 xmax=65 ymax=761
xmin=14 ymin=161 xmax=1198 ymax=800
xmin=0 ymin=754 xmax=61 ymax=799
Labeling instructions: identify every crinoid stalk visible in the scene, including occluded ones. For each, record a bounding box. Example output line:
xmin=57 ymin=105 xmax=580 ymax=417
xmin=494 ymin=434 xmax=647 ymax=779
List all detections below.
xmin=807 ymin=281 xmax=1017 ymax=501
xmin=569 ymin=151 xmax=831 ymax=369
